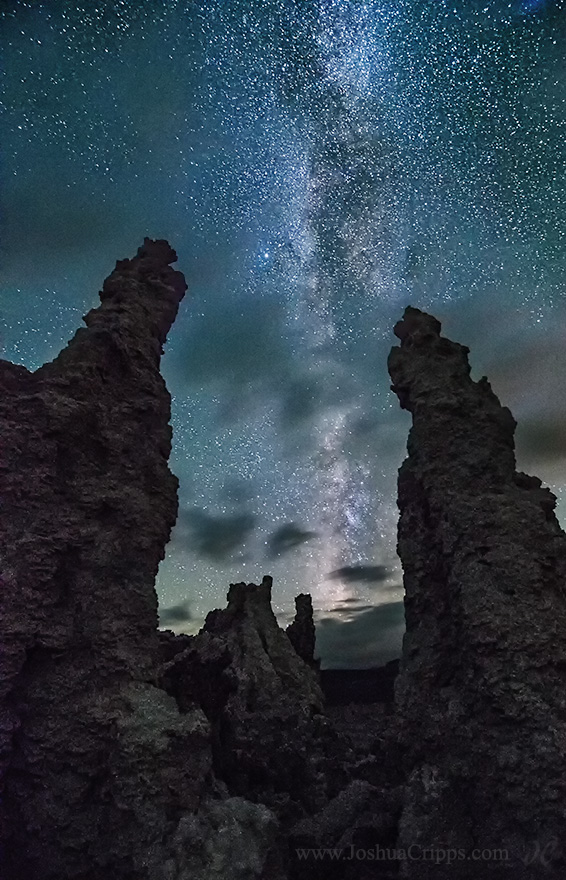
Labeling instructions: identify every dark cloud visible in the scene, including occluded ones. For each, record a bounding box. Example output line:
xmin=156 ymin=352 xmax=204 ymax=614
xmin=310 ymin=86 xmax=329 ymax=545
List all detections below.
xmin=381 ymin=582 xmax=405 ymax=594
xmin=267 ymin=522 xmax=317 ymax=558
xmin=279 ymin=377 xmax=323 ymax=428
xmin=174 ymin=295 xmax=352 ymax=433
xmin=315 ymin=601 xmax=405 ymax=669
xmin=175 ymin=508 xmax=256 ymax=563
xmin=346 ymin=413 xmax=381 ymax=441
xmin=327 ymin=564 xmax=389 ymax=585
xmin=279 ymin=369 xmax=354 ymax=431
xmin=158 ymin=600 xmax=193 ymax=627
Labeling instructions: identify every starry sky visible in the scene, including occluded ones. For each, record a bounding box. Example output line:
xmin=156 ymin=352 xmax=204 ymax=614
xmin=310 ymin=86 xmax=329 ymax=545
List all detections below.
xmin=2 ymin=0 xmax=566 ymax=667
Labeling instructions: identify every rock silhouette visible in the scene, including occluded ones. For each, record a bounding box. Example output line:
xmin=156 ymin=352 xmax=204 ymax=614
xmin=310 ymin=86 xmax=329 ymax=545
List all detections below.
xmin=0 ymin=242 xmax=396 ymax=880
xmin=388 ymin=306 xmax=566 ymax=878
xmin=286 ymin=592 xmax=319 ymax=669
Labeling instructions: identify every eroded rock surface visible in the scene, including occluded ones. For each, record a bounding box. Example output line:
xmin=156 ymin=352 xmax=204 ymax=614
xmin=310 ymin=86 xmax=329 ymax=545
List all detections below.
xmin=204 ymin=577 xmax=323 ymax=712
xmin=388 ymin=306 xmax=566 ymax=878
xmin=1 ymin=240 xmax=406 ymax=879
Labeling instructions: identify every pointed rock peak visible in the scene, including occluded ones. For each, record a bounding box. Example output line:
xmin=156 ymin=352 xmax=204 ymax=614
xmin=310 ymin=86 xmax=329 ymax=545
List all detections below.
xmin=90 ymin=236 xmax=187 ymax=354
xmin=293 ymin=592 xmax=312 ymax=612
xmin=202 ymin=577 xmax=323 ymax=712
xmin=137 ymin=236 xmax=179 ymax=264
xmin=393 ymin=306 xmax=441 ymax=344
xmin=101 ymin=236 xmax=186 ymax=300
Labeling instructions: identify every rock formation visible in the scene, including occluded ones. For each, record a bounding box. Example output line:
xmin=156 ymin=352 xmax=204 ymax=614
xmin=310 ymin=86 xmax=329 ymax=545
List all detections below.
xmin=160 ymin=577 xmax=339 ymax=823
xmin=286 ymin=592 xmax=320 ymax=670
xmin=0 ymin=242 xmax=277 ymax=880
xmin=388 ymin=306 xmax=566 ymax=878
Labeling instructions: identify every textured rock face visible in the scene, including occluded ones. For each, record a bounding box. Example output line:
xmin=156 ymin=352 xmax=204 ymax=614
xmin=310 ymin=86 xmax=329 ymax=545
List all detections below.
xmin=0 ymin=242 xmax=278 ymax=880
xmin=286 ymin=593 xmax=319 ymax=670
xmin=388 ymin=307 xmax=566 ymax=877
xmin=1 ymin=240 xmax=408 ymax=879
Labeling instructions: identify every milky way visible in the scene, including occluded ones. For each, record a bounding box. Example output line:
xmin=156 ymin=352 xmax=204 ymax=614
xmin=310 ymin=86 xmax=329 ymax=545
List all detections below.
xmin=2 ymin=0 xmax=565 ymax=666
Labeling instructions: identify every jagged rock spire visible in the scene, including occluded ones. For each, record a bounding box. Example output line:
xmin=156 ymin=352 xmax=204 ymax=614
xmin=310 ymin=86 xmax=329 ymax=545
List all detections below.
xmin=388 ymin=306 xmax=566 ymax=878
xmin=0 ymin=240 xmax=196 ymax=878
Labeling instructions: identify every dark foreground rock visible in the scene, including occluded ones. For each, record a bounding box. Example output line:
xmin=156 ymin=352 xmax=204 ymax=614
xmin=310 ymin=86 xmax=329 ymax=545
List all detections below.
xmin=387 ymin=306 xmax=566 ymax=878
xmin=10 ymin=255 xmax=565 ymax=878
xmin=159 ymin=578 xmax=402 ymax=879
xmin=321 ymin=660 xmax=399 ymax=706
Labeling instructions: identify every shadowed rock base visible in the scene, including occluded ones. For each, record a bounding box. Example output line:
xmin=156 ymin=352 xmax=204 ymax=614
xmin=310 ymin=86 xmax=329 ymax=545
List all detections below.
xmin=387 ymin=307 xmax=566 ymax=878
xmin=160 ymin=577 xmax=336 ymax=822
xmin=160 ymin=577 xmax=402 ymax=880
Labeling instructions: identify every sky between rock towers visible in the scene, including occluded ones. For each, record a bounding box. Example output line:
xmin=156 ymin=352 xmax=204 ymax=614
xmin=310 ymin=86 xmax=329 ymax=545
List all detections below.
xmin=2 ymin=0 xmax=566 ymax=667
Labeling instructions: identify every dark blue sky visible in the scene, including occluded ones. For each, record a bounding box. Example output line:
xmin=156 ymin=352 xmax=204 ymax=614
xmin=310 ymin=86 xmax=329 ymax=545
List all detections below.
xmin=2 ymin=0 xmax=565 ymax=667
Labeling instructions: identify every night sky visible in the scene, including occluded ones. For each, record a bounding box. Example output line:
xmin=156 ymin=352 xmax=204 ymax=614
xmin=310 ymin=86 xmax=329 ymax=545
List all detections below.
xmin=2 ymin=0 xmax=565 ymax=667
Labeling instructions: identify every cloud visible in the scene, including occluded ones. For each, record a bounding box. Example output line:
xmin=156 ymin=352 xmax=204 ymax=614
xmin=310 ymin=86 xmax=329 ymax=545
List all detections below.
xmin=174 ymin=508 xmax=256 ymax=563
xmin=326 ymin=564 xmax=389 ymax=585
xmin=326 ymin=603 xmax=376 ymax=614
xmin=177 ymin=296 xmax=291 ymax=390
xmin=315 ymin=601 xmax=405 ymax=669
xmin=173 ymin=294 xmax=352 ymax=434
xmin=158 ymin=600 xmax=193 ymax=627
xmin=346 ymin=413 xmax=381 ymax=441
xmin=279 ymin=377 xmax=324 ymax=428
xmin=267 ymin=522 xmax=318 ymax=558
